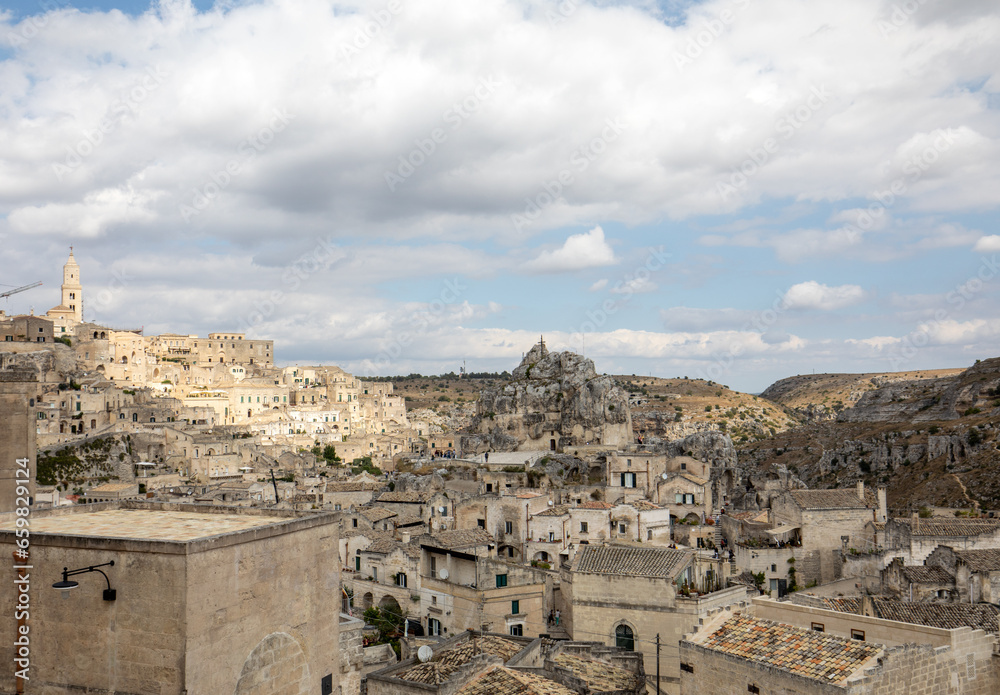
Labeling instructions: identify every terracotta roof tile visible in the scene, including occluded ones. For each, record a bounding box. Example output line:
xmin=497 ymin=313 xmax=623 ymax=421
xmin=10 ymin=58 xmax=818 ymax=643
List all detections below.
xmin=534 ymin=504 xmax=570 ymax=517
xmin=398 ymin=637 xmax=525 ymax=684
xmin=551 ymin=653 xmax=641 ymax=691
xmin=360 ymin=507 xmax=397 ymax=522
xmin=573 ymin=544 xmax=691 ymax=578
xmin=421 ymin=528 xmax=496 ymax=551
xmin=955 ymin=548 xmax=1000 ymax=572
xmin=695 ymin=615 xmax=881 ymax=683
xmin=817 ymin=597 xmax=999 ymax=634
xmin=578 ymin=501 xmax=613 ymax=510
xmin=900 ymin=565 xmax=953 ymax=584
xmin=456 ymin=665 xmax=577 ymax=695
xmin=893 ymin=517 xmax=1000 ymax=537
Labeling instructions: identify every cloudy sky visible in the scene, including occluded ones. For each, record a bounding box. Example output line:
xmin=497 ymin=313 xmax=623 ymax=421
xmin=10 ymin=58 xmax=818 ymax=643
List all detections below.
xmin=2 ymin=0 xmax=999 ymax=392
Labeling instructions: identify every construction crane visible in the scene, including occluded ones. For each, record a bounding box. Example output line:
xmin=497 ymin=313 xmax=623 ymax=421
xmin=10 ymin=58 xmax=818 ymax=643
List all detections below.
xmin=0 ymin=281 xmax=42 ymax=300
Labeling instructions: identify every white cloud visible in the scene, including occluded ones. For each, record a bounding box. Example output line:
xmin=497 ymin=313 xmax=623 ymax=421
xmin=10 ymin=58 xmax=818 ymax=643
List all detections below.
xmin=610 ymin=275 xmax=657 ymax=294
xmin=525 ymin=226 xmax=617 ymax=273
xmin=589 ymin=278 xmax=609 ymax=292
xmin=974 ymin=235 xmax=1000 ymax=253
xmin=782 ymin=281 xmax=866 ymax=311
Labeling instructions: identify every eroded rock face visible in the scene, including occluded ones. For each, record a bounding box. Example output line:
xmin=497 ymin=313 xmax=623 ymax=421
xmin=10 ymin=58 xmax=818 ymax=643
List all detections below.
xmin=461 ymin=341 xmax=632 ymax=453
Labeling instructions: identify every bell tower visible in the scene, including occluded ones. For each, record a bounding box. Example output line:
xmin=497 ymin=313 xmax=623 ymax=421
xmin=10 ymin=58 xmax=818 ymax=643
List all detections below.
xmin=61 ymin=247 xmax=83 ymax=323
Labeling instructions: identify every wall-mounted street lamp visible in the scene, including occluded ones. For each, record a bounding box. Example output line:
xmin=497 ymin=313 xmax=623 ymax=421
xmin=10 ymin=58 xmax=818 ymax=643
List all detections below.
xmin=52 ymin=561 xmax=116 ymax=601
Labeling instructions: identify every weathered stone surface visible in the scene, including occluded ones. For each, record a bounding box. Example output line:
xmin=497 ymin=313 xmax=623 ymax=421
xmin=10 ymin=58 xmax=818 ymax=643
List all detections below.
xmin=462 ymin=341 xmax=632 ymax=453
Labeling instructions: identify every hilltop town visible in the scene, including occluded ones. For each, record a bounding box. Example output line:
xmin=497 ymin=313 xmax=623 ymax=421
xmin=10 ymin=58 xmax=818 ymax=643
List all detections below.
xmin=1 ymin=252 xmax=999 ymax=695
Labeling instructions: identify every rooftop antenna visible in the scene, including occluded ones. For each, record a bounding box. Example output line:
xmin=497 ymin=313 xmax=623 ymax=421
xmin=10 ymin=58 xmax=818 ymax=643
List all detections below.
xmin=270 ymin=469 xmax=280 ymax=504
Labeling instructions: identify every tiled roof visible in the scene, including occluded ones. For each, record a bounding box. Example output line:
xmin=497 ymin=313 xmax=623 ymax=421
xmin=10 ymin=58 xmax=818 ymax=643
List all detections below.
xmin=816 ymin=597 xmax=1000 ymax=634
xmin=326 ymin=481 xmax=382 ymax=492
xmin=630 ymin=500 xmax=663 ymax=511
xmin=789 ymin=489 xmax=872 ymax=510
xmin=377 ymin=490 xmax=427 ymax=503
xmin=695 ymin=615 xmax=881 ymax=684
xmin=422 ymin=528 xmax=496 ymax=551
xmin=87 ymin=482 xmax=137 ymax=493
xmin=578 ymin=501 xmax=613 ymax=510
xmin=955 ymin=548 xmax=1000 ymax=572
xmin=455 ymin=665 xmax=576 ymax=695
xmin=894 ymin=517 xmax=1000 ymax=537
xmin=678 ymin=473 xmax=709 ymax=486
xmin=363 ymin=538 xmax=421 ymax=559
xmin=551 ymin=653 xmax=640 ymax=691
xmin=360 ymin=507 xmax=397 ymax=522
xmin=573 ymin=544 xmax=691 ymax=578
xmin=900 ymin=565 xmax=953 ymax=584
xmin=516 ymin=492 xmax=545 ymax=499
xmin=398 ymin=637 xmax=525 ymax=684
xmin=534 ymin=504 xmax=570 ymax=517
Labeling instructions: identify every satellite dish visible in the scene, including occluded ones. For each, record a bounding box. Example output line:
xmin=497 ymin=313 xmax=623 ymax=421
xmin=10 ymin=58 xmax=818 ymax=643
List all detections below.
xmin=547 ymin=500 xmax=553 ymax=506
xmin=439 ymin=506 xmax=447 ymax=514
xmin=438 ymin=568 xmax=450 ymax=580
xmin=661 ymin=473 xmax=668 ymax=480
xmin=417 ymin=646 xmax=434 ymax=663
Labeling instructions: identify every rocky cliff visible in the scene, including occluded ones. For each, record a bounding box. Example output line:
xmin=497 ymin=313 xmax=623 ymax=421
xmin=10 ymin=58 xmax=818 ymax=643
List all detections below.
xmin=460 ymin=340 xmax=632 ymax=454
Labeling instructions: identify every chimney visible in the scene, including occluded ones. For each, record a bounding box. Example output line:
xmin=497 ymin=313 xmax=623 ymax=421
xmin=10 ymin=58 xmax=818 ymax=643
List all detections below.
xmin=877 ymin=488 xmax=887 ymax=523
xmin=856 ymin=481 xmax=865 ymax=502
xmin=912 ymin=511 xmax=919 ymax=533
xmin=401 ymin=530 xmax=411 ymax=544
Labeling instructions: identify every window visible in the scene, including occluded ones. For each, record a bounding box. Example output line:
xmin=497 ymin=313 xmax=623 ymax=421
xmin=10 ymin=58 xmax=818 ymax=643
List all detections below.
xmin=372 ymin=567 xmax=377 ymax=581
xmin=647 ymin=529 xmax=653 ymax=540
xmin=548 ymin=531 xmax=555 ymax=542
xmin=334 ymin=504 xmax=341 ymax=511
xmin=684 ymin=493 xmax=695 ymax=504
xmin=748 ymin=686 xmax=760 ymax=694
xmin=680 ymin=462 xmax=687 ymax=470
xmin=505 ymin=521 xmax=513 ymax=534
xmin=615 ymin=624 xmax=634 ymax=651
xmin=507 ymin=547 xmax=514 ymax=558
xmin=352 ymin=518 xmax=358 ymax=528
xmin=509 ymin=624 xmax=523 ymax=637
xmin=478 ymin=518 xmax=486 ymax=529
xmin=681 ymin=663 xmax=694 ymax=673
xmin=395 ymin=573 xmax=407 ymax=588
xmin=430 ymin=556 xmax=437 ymax=577
xmin=811 ymin=622 xmax=825 ymax=633
xmin=851 ymin=629 xmax=865 ymax=641
xmin=771 ymin=564 xmax=777 ymax=572
xmin=675 ymin=493 xmax=683 ymax=504
xmin=355 ymin=556 xmax=360 ymax=571
xmin=429 ymin=618 xmax=441 ymax=636
xmin=486 ymin=483 xmax=493 ymax=492
xmin=626 ymin=458 xmax=632 ymax=467
xmin=620 ymin=472 xmax=636 ymax=488
xmin=580 ymin=522 xmax=588 ymax=533
xmin=618 ymin=522 xmax=626 ymax=534
xmin=495 ymin=574 xmax=508 ymax=588
xmin=511 ymin=600 xmax=519 ymax=615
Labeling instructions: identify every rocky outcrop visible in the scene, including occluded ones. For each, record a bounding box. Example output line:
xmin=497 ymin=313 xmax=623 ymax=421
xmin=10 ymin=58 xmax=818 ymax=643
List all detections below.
xmin=461 ymin=340 xmax=632 ymax=454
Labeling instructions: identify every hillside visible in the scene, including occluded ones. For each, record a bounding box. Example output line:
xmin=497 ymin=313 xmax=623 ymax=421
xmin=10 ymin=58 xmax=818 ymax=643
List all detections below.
xmin=742 ymin=358 xmax=1000 ymax=512
xmin=760 ymin=368 xmax=966 ymax=421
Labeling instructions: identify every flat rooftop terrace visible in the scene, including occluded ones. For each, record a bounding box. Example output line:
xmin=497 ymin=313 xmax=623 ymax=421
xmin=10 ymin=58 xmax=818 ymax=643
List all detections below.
xmin=0 ymin=504 xmax=312 ymax=543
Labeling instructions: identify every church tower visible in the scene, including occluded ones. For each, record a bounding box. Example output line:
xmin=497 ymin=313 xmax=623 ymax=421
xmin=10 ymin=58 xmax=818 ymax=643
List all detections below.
xmin=60 ymin=248 xmax=83 ymax=323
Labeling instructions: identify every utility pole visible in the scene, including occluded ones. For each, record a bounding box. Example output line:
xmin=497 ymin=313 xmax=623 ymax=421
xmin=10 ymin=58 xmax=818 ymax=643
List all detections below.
xmin=656 ymin=633 xmax=661 ymax=694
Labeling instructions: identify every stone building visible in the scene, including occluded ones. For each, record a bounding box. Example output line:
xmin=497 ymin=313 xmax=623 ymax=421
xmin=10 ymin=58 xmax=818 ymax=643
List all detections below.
xmin=0 ymin=314 xmax=55 ymax=344
xmin=454 ymin=491 xmax=550 ymax=559
xmin=368 ymin=630 xmax=647 ymax=695
xmin=562 ymin=543 xmax=747 ymax=694
xmin=926 ymin=546 xmax=1000 ymax=604
xmin=880 ymin=516 xmax=1000 ymax=565
xmin=770 ymin=483 xmax=885 ymax=585
xmin=882 ymin=556 xmax=956 ymax=601
xmin=680 ymin=597 xmax=999 ymax=695
xmin=0 ymin=501 xmax=349 ymax=695
xmin=0 ymin=365 xmax=37 ymax=512
xmin=44 ymin=248 xmax=83 ymax=333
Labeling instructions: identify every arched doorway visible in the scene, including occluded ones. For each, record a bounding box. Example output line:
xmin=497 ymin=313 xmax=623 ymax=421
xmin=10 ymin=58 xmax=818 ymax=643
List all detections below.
xmin=362 ymin=592 xmax=374 ymax=610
